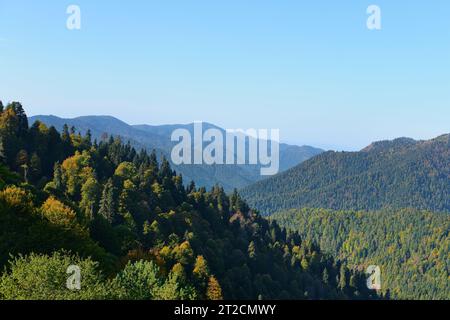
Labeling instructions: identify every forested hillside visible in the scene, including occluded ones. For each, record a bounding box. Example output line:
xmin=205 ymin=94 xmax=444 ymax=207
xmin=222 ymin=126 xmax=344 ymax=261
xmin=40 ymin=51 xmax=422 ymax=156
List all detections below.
xmin=272 ymin=208 xmax=450 ymax=299
xmin=0 ymin=101 xmax=375 ymax=300
xmin=241 ymin=135 xmax=450 ymax=214
xmin=29 ymin=115 xmax=323 ymax=191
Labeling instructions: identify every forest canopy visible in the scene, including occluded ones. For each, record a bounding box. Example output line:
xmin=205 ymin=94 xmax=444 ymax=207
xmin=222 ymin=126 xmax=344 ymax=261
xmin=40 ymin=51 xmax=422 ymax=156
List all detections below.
xmin=272 ymin=208 xmax=450 ymax=300
xmin=0 ymin=101 xmax=377 ymax=300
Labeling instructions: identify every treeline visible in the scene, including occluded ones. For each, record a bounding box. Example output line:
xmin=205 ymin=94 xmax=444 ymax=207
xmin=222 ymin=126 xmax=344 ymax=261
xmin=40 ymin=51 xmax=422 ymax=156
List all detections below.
xmin=241 ymin=135 xmax=450 ymax=215
xmin=272 ymin=208 xmax=450 ymax=300
xmin=0 ymin=101 xmax=377 ymax=300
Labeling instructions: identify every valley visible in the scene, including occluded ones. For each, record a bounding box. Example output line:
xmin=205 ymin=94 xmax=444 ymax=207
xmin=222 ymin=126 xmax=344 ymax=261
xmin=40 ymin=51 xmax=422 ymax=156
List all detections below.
xmin=29 ymin=115 xmax=323 ymax=191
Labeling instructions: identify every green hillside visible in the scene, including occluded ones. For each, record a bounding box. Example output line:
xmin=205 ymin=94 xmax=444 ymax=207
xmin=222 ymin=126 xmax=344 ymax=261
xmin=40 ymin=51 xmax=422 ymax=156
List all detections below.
xmin=272 ymin=208 xmax=450 ymax=299
xmin=0 ymin=101 xmax=374 ymax=300
xmin=241 ymin=135 xmax=450 ymax=215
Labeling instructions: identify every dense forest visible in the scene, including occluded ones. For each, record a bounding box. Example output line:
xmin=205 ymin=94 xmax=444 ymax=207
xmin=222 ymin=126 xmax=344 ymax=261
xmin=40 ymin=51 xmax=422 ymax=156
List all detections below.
xmin=0 ymin=101 xmax=377 ymax=300
xmin=272 ymin=208 xmax=450 ymax=299
xmin=241 ymin=135 xmax=450 ymax=215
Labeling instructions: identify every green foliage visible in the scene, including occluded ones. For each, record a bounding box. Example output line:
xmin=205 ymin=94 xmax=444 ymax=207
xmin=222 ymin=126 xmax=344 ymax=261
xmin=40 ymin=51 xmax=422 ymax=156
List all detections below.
xmin=114 ymin=162 xmax=137 ymax=181
xmin=155 ymin=272 xmax=197 ymax=300
xmin=0 ymin=185 xmax=113 ymax=273
xmin=272 ymin=208 xmax=450 ymax=300
xmin=80 ymin=176 xmax=101 ymax=221
xmin=113 ymin=260 xmax=161 ymax=299
xmin=0 ymin=102 xmax=376 ymax=300
xmin=0 ymin=252 xmax=111 ymax=300
xmin=0 ymin=163 xmax=19 ymax=188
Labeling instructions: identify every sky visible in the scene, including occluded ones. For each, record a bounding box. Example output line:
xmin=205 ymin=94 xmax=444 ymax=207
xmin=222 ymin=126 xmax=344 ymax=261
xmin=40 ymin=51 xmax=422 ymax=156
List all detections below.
xmin=0 ymin=0 xmax=449 ymax=150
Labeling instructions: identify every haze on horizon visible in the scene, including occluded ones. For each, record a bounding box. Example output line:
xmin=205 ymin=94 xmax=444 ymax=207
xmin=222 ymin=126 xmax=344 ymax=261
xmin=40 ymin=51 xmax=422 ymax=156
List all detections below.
xmin=1 ymin=0 xmax=449 ymax=151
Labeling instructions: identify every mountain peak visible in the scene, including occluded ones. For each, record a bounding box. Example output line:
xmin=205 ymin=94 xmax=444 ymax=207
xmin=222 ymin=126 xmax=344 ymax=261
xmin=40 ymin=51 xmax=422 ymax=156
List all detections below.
xmin=361 ymin=137 xmax=417 ymax=152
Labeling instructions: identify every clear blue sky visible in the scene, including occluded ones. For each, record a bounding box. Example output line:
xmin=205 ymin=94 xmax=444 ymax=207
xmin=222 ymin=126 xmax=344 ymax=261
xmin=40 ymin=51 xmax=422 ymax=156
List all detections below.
xmin=0 ymin=1 xmax=449 ymax=150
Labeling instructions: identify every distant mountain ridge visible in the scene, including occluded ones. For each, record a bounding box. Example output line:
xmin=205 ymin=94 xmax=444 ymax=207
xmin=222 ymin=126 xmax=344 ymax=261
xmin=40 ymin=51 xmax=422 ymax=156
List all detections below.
xmin=29 ymin=115 xmax=323 ymax=191
xmin=241 ymin=134 xmax=450 ymax=215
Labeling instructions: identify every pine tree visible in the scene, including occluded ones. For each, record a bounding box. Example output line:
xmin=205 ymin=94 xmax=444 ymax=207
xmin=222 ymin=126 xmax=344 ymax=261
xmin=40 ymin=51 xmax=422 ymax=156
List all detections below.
xmin=339 ymin=265 xmax=348 ymax=291
xmin=61 ymin=124 xmax=73 ymax=158
xmin=187 ymin=181 xmax=196 ymax=193
xmin=29 ymin=153 xmax=42 ymax=182
xmin=159 ymin=157 xmax=172 ymax=179
xmin=0 ymin=104 xmax=27 ymax=168
xmin=98 ymin=178 xmax=116 ymax=223
xmin=53 ymin=162 xmax=64 ymax=190
xmin=8 ymin=102 xmax=28 ymax=137
xmin=149 ymin=150 xmax=158 ymax=169
xmin=85 ymin=129 xmax=92 ymax=147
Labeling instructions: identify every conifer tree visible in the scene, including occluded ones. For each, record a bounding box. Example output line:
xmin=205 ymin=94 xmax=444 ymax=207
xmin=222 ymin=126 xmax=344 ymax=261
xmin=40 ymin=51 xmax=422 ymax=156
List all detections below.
xmin=29 ymin=153 xmax=42 ymax=182
xmin=339 ymin=265 xmax=348 ymax=291
xmin=53 ymin=162 xmax=64 ymax=190
xmin=98 ymin=178 xmax=117 ymax=223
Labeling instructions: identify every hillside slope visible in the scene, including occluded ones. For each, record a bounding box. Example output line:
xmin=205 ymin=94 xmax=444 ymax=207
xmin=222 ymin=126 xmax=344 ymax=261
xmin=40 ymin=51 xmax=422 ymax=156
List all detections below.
xmin=241 ymin=135 xmax=450 ymax=214
xmin=272 ymin=207 xmax=450 ymax=299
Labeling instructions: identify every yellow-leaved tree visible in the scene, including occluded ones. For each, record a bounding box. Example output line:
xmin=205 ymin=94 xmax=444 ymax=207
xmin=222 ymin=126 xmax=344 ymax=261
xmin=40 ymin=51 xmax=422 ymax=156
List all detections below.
xmin=206 ymin=276 xmax=223 ymax=300
xmin=41 ymin=196 xmax=77 ymax=228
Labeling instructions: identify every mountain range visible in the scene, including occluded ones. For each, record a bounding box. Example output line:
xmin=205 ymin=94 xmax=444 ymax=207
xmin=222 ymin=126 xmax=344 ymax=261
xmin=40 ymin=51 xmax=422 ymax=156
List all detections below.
xmin=3 ymin=103 xmax=447 ymax=300
xmin=241 ymin=134 xmax=450 ymax=215
xmin=28 ymin=115 xmax=323 ymax=191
